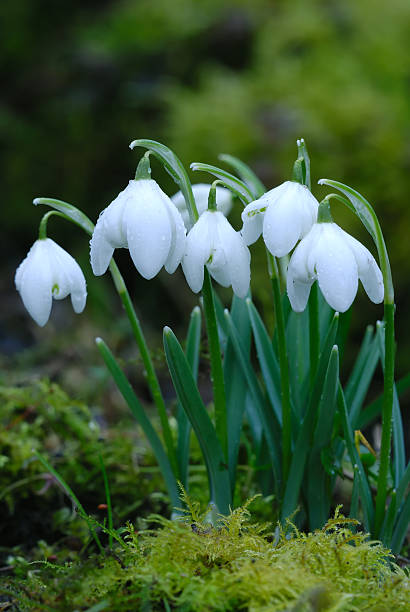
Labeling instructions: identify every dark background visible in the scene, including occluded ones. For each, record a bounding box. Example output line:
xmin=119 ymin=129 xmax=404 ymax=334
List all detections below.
xmin=1 ymin=0 xmax=409 ymax=406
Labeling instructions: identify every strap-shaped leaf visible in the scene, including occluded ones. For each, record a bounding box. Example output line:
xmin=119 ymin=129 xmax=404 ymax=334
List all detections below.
xmin=381 ymin=461 xmax=410 ymax=548
xmin=391 ymin=493 xmax=410 ymax=554
xmin=190 ymin=162 xmax=254 ymax=205
xmin=358 ymin=372 xmax=410 ymax=429
xmin=96 ymin=337 xmax=180 ymax=510
xmin=224 ymin=309 xmax=282 ymax=492
xmin=376 ymin=321 xmax=405 ymax=486
xmin=163 ymin=326 xmax=231 ymax=514
xmin=218 ymin=153 xmax=266 ymax=199
xmin=281 ymin=313 xmax=339 ymax=522
xmin=337 ymin=384 xmax=374 ymax=532
xmin=129 ymin=139 xmax=198 ymax=226
xmin=246 ymin=298 xmax=282 ymax=425
xmin=177 ymin=306 xmax=202 ymax=487
xmin=345 ymin=326 xmax=374 ymax=404
xmin=307 ymin=347 xmax=339 ymax=529
xmin=224 ymin=295 xmax=252 ymax=492
xmin=346 ymin=333 xmax=379 ymax=428
xmin=286 ymin=307 xmax=310 ymax=418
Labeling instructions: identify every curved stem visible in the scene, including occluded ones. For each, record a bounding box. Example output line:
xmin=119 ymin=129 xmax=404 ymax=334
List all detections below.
xmin=38 ymin=210 xmax=72 ymax=239
xmin=374 ymin=302 xmax=395 ymax=536
xmin=268 ymin=252 xmax=292 ymax=483
xmin=202 ymin=269 xmax=227 ymax=460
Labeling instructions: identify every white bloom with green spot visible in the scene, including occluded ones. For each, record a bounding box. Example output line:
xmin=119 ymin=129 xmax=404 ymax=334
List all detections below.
xmin=182 ymin=210 xmax=250 ymax=298
xmin=15 ymin=238 xmax=87 ymax=327
xmin=287 ymin=221 xmax=384 ymax=313
xmin=241 ymin=181 xmax=319 ymax=256
xmin=90 ymin=179 xmax=186 ymax=279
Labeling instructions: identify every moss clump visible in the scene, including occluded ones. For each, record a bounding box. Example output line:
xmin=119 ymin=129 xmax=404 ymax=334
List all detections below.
xmin=4 ymin=501 xmax=408 ymax=611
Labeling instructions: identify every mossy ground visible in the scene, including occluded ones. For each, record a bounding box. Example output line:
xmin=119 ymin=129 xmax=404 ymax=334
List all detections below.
xmin=3 ymin=499 xmax=409 ymax=611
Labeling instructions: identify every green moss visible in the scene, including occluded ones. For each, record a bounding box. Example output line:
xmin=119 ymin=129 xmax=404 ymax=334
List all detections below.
xmin=4 ymin=501 xmax=408 ymax=611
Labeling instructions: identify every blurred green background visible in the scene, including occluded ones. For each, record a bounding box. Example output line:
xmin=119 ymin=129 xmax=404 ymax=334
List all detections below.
xmin=2 ymin=0 xmax=410 ymax=384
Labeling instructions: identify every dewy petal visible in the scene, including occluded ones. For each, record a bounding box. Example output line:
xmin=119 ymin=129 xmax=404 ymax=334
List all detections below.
xmin=90 ymin=218 xmax=115 ymax=276
xmin=125 ymin=180 xmax=172 ymax=279
xmin=241 ymin=200 xmax=266 ymax=245
xmin=286 ymin=227 xmax=319 ymax=312
xmin=221 ymin=226 xmax=250 ymax=298
xmin=50 ymin=242 xmax=87 ymax=313
xmin=340 ymin=229 xmax=384 ymax=304
xmin=182 ymin=211 xmax=215 ymax=293
xmin=315 ymin=224 xmax=358 ymax=312
xmin=263 ymin=195 xmax=302 ymax=257
xmin=163 ymin=198 xmax=186 ymax=274
xmin=15 ymin=240 xmax=53 ymax=327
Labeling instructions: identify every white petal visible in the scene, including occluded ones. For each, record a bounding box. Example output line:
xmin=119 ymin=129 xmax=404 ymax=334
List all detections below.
xmin=125 ymin=180 xmax=172 ymax=279
xmin=223 ymin=229 xmax=251 ymax=298
xmin=182 ymin=211 xmax=214 ymax=293
xmin=315 ymin=225 xmax=358 ymax=312
xmin=90 ymin=217 xmax=115 ymax=276
xmin=163 ymin=198 xmax=187 ymax=274
xmin=263 ymin=195 xmax=302 ymax=257
xmin=15 ymin=240 xmax=53 ymax=326
xmin=340 ymin=230 xmax=384 ymax=304
xmin=49 ymin=242 xmax=87 ymax=313
xmin=287 ymin=273 xmax=314 ymax=312
xmin=102 ymin=181 xmax=136 ymax=247
xmin=241 ymin=200 xmax=266 ymax=245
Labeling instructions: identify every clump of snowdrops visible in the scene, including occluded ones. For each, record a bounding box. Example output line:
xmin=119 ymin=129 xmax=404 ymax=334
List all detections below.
xmin=15 ymin=138 xmax=408 ymax=552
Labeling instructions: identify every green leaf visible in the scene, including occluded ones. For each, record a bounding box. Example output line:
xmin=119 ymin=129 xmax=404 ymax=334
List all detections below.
xmin=391 ymin=493 xmax=410 ymax=554
xmin=190 ymin=162 xmax=254 ymax=205
xmin=286 ymin=307 xmax=310 ymax=418
xmin=163 ymin=326 xmax=231 ymax=514
xmin=218 ymin=153 xmax=266 ymax=199
xmin=33 ymin=197 xmax=95 ymax=236
xmin=358 ymin=372 xmax=410 ymax=428
xmin=345 ymin=326 xmax=374 ymax=405
xmin=246 ymin=298 xmax=282 ymax=425
xmin=130 ymin=139 xmax=198 ymax=227
xmin=376 ymin=322 xmax=405 ymax=486
xmin=224 ymin=295 xmax=252 ymax=492
xmin=224 ymin=309 xmax=282 ymax=492
xmin=96 ymin=337 xmax=180 ymax=510
xmin=307 ymin=347 xmax=340 ymax=530
xmin=346 ymin=332 xmax=379 ymax=428
xmin=177 ymin=306 xmax=202 ymax=488
xmin=281 ymin=313 xmax=339 ymax=522
xmin=337 ymin=384 xmax=374 ymax=532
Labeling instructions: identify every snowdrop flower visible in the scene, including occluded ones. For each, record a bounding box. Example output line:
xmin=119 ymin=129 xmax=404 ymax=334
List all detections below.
xmin=286 ymin=201 xmax=384 ymax=313
xmin=90 ymin=179 xmax=186 ymax=279
xmin=15 ymin=238 xmax=87 ymax=327
xmin=182 ymin=210 xmax=250 ymax=298
xmin=241 ymin=181 xmax=319 ymax=256
xmin=171 ymin=184 xmax=233 ymax=230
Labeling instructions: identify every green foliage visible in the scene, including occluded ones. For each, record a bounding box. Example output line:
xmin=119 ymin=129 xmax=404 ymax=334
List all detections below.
xmin=4 ymin=501 xmax=409 ymax=611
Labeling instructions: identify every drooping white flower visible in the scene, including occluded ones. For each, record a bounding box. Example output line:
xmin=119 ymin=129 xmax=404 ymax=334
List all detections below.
xmin=182 ymin=210 xmax=250 ymax=298
xmin=286 ymin=222 xmax=384 ymax=313
xmin=15 ymin=238 xmax=87 ymax=327
xmin=241 ymin=181 xmax=319 ymax=256
xmin=171 ymin=184 xmax=233 ymax=230
xmin=90 ymin=179 xmax=186 ymax=279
